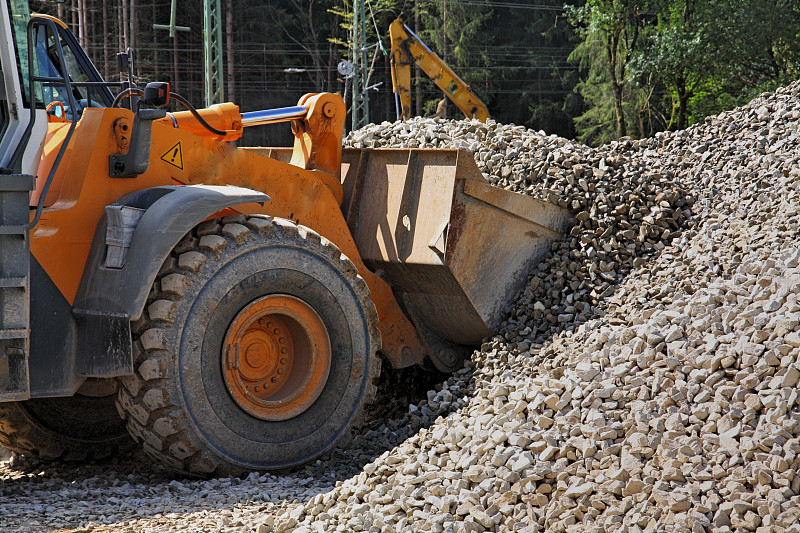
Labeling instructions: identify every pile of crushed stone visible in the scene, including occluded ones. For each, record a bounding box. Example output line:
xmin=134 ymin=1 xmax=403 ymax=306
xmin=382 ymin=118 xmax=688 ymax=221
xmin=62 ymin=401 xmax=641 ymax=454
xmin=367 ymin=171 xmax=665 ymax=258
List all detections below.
xmin=262 ymin=83 xmax=800 ymax=533
xmin=2 ymin=82 xmax=800 ymax=533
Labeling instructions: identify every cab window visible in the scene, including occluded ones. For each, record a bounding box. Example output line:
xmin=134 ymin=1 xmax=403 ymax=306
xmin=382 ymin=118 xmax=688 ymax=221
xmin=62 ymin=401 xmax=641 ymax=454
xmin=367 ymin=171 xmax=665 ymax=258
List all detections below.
xmin=34 ymin=24 xmax=105 ymax=120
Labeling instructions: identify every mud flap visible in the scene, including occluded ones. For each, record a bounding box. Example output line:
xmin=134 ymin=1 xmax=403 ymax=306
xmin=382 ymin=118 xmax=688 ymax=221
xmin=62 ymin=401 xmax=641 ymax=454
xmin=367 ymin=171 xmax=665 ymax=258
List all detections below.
xmin=74 ymin=311 xmax=131 ymax=377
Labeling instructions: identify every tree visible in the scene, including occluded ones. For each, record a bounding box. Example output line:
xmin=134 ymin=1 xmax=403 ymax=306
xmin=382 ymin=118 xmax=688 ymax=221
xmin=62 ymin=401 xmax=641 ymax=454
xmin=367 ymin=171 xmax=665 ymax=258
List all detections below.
xmin=711 ymin=0 xmax=800 ymax=93
xmin=270 ymin=0 xmax=342 ymax=90
xmin=631 ymin=0 xmax=708 ymax=130
xmin=413 ymin=0 xmax=493 ymax=117
xmin=568 ymin=0 xmax=650 ymax=139
xmin=634 ymin=0 xmax=800 ymax=131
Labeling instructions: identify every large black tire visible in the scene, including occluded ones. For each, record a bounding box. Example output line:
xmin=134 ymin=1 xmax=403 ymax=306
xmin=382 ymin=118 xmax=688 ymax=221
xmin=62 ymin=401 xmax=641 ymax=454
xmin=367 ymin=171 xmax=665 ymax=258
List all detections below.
xmin=116 ymin=215 xmax=381 ymax=476
xmin=0 ymin=390 xmax=132 ymax=461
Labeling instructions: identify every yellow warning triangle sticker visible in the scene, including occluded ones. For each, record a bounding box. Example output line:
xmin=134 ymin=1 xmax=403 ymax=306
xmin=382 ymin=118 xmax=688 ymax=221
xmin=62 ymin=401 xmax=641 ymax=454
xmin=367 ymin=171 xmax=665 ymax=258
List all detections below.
xmin=161 ymin=141 xmax=184 ymax=170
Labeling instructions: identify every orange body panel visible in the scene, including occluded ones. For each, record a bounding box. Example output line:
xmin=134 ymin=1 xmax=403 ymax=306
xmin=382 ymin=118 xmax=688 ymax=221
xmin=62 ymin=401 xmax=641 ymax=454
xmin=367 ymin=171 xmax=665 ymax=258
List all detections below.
xmin=157 ymin=102 xmax=243 ymax=142
xmin=29 ymin=94 xmax=426 ymax=367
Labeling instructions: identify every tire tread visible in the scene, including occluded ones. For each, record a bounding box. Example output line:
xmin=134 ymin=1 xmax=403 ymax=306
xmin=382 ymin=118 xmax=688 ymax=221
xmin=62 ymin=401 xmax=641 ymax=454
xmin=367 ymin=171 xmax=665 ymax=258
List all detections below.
xmin=117 ymin=216 xmax=381 ymax=476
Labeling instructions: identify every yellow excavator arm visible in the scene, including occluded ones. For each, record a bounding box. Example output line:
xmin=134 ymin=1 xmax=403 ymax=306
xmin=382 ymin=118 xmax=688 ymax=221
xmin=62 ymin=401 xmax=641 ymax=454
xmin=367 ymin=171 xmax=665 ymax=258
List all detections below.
xmin=389 ymin=18 xmax=490 ymax=123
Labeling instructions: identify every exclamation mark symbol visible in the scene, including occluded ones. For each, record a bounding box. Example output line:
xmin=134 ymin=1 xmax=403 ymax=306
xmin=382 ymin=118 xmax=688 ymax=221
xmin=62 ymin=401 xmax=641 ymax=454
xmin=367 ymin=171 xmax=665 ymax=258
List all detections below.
xmin=162 ymin=142 xmax=183 ymax=169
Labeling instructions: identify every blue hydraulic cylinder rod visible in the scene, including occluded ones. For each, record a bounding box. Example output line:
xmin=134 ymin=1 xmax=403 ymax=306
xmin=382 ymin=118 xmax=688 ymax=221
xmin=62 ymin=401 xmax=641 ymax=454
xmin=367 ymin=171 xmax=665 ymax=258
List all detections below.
xmin=241 ymin=106 xmax=308 ymax=127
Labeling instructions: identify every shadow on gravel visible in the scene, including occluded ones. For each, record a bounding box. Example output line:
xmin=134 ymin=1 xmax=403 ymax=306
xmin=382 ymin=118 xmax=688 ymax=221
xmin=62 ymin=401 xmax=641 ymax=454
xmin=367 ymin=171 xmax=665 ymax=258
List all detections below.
xmin=308 ymin=363 xmax=457 ymax=476
xmin=0 ymin=234 xmax=688 ymax=533
xmin=297 ymin=205 xmax=690 ymax=490
xmin=0 ymin=231 xmax=681 ymax=533
xmin=0 ymin=366 xmax=452 ymax=532
xmin=0 ymin=450 xmax=174 ymax=532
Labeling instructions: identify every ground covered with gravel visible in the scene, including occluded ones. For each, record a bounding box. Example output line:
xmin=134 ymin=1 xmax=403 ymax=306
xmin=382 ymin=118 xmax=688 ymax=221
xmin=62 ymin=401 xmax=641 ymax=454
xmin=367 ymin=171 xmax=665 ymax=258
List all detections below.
xmin=3 ymin=81 xmax=800 ymax=533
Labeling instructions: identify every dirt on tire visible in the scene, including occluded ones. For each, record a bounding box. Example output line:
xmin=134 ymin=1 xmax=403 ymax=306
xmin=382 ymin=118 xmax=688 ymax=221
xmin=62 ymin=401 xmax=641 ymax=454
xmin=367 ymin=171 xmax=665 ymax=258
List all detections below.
xmin=116 ymin=215 xmax=382 ymax=477
xmin=0 ymin=392 xmax=133 ymax=461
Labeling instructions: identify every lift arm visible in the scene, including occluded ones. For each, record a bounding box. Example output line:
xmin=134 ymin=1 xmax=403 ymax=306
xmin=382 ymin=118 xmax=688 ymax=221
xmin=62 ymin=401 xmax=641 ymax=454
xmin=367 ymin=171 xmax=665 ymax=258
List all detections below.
xmin=389 ymin=18 xmax=489 ymax=123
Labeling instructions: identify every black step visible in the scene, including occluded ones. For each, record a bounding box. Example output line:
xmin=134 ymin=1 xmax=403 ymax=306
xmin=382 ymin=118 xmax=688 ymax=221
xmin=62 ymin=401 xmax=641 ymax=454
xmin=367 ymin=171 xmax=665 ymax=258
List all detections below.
xmin=0 ymin=329 xmax=27 ymax=340
xmin=0 ymin=277 xmax=26 ymax=288
xmin=0 ymin=225 xmax=27 ymax=235
xmin=0 ymin=175 xmax=36 ymax=191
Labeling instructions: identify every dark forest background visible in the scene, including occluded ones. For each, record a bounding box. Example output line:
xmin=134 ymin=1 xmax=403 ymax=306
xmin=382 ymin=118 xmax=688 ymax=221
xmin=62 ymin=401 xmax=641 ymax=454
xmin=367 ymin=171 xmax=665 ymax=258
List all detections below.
xmin=29 ymin=0 xmax=800 ymax=146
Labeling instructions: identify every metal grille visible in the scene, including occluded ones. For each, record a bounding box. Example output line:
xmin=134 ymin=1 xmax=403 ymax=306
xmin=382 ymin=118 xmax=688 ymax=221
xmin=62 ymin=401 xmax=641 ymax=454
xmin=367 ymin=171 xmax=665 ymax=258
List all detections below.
xmin=351 ymin=0 xmax=369 ymax=130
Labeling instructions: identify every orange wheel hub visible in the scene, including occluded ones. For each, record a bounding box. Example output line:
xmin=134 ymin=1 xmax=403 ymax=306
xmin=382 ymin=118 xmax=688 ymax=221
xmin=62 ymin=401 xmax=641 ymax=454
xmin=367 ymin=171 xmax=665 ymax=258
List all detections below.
xmin=222 ymin=295 xmax=331 ymax=421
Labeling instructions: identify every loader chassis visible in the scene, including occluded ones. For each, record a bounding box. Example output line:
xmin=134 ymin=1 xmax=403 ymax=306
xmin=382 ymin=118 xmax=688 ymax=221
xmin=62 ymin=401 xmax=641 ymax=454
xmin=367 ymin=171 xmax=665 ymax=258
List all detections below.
xmin=31 ymin=102 xmax=427 ymax=381
xmin=0 ymin=4 xmax=570 ymax=474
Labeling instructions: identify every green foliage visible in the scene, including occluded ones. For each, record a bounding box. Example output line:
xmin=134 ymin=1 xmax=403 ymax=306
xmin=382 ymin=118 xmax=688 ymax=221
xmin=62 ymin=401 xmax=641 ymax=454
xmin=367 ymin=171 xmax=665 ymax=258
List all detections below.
xmin=568 ymin=0 xmax=800 ymax=145
xmin=519 ymin=1 xmax=583 ymax=137
xmin=566 ymin=0 xmax=651 ymax=142
xmin=571 ymin=46 xmax=618 ymax=145
xmin=24 ymin=0 xmax=800 ymax=145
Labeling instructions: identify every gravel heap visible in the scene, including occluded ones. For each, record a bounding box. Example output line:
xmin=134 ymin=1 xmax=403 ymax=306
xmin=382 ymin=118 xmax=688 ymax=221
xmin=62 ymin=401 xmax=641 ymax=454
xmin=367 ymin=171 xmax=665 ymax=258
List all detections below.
xmin=262 ymin=85 xmax=798 ymax=532
xmin=2 ymin=82 xmax=800 ymax=532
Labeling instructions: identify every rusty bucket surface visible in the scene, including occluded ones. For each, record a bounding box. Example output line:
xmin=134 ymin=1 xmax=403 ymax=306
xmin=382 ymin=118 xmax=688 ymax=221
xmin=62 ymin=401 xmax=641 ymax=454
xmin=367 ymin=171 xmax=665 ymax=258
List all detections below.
xmin=341 ymin=148 xmax=570 ymax=369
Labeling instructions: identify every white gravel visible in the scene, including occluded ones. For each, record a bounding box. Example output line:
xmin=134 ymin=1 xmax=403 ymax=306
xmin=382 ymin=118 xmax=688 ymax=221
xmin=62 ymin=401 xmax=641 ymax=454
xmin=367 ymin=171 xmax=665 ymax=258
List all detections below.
xmin=3 ymin=81 xmax=800 ymax=533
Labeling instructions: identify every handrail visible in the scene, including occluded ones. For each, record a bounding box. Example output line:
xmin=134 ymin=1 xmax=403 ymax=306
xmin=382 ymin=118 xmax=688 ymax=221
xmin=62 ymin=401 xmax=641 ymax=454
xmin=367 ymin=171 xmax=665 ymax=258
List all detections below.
xmin=22 ymin=18 xmax=80 ymax=229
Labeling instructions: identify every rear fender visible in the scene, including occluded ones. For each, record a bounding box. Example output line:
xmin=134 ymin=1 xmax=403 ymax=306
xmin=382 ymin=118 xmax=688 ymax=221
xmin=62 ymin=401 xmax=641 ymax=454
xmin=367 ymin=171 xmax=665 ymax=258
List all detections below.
xmin=72 ymin=185 xmax=268 ymax=379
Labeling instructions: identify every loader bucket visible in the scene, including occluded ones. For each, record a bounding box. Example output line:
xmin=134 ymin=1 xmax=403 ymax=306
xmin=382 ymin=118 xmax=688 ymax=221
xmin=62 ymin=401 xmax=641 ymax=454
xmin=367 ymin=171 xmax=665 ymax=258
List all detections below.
xmin=340 ymin=148 xmax=571 ymax=368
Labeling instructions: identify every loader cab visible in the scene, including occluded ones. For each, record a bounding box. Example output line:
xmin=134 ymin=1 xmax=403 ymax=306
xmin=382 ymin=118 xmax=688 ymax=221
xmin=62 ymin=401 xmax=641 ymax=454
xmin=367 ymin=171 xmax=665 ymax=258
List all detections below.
xmin=0 ymin=0 xmax=47 ymax=174
xmin=0 ymin=2 xmax=112 ymax=174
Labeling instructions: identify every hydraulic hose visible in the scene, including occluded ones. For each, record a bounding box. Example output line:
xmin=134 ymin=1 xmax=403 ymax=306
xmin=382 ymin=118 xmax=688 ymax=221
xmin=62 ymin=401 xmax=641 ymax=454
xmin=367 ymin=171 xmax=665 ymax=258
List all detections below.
xmin=112 ymin=88 xmax=228 ymax=137
xmin=168 ymin=92 xmax=228 ymax=137
xmin=111 ymin=87 xmax=144 ymax=108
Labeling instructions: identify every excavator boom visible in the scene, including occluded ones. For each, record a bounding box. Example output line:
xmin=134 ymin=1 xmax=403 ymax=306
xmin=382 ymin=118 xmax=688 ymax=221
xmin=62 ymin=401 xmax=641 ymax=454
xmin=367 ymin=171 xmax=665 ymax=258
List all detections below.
xmin=389 ymin=19 xmax=490 ymax=123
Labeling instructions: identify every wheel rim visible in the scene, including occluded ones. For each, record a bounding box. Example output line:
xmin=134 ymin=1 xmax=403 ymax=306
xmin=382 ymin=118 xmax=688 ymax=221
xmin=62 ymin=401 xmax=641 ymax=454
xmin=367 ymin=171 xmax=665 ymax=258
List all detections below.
xmin=222 ymin=295 xmax=332 ymax=422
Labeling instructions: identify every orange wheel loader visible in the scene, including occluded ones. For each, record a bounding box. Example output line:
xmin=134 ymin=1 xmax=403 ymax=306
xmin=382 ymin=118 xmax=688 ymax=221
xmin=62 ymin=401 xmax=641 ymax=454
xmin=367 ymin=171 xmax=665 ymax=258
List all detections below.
xmin=0 ymin=4 xmax=570 ymax=476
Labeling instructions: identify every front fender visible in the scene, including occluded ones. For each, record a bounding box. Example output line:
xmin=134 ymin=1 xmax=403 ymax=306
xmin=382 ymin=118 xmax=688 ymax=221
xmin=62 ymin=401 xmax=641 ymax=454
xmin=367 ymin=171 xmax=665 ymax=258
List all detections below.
xmin=75 ymin=184 xmax=268 ymax=320
xmin=71 ymin=184 xmax=268 ymax=378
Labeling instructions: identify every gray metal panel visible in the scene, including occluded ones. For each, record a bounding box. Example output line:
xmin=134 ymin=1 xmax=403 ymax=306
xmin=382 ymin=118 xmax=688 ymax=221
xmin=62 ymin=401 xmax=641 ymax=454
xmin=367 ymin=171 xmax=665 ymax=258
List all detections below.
xmin=73 ymin=184 xmax=269 ymax=323
xmin=0 ymin=174 xmax=33 ymax=401
xmin=108 ymin=108 xmax=167 ymax=178
xmin=75 ymin=312 xmax=131 ymax=378
xmin=0 ymin=175 xmax=36 ymax=191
